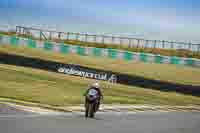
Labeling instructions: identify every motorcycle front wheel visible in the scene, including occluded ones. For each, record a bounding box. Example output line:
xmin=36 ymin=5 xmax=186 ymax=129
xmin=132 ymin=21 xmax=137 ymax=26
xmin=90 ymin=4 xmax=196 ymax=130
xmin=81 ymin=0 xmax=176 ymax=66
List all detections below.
xmin=85 ymin=102 xmax=95 ymax=118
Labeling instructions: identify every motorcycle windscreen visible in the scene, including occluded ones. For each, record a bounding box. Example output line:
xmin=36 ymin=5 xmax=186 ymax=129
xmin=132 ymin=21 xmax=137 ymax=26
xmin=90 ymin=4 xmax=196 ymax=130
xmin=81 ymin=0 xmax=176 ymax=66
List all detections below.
xmin=88 ymin=89 xmax=98 ymax=96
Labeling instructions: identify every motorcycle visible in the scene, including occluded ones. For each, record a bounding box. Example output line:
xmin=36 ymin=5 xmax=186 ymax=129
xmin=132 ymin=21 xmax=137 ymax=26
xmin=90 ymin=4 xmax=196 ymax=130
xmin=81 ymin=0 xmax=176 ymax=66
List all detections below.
xmin=85 ymin=89 xmax=99 ymax=118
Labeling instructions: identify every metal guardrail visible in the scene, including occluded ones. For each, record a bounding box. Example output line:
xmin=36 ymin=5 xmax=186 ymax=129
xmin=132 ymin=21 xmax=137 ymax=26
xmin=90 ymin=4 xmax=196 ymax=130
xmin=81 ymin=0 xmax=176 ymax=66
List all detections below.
xmin=14 ymin=26 xmax=200 ymax=52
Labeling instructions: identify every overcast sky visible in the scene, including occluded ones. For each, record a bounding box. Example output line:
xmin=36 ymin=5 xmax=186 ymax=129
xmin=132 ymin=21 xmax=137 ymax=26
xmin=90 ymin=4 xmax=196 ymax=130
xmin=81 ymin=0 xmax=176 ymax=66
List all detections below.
xmin=0 ymin=0 xmax=200 ymax=42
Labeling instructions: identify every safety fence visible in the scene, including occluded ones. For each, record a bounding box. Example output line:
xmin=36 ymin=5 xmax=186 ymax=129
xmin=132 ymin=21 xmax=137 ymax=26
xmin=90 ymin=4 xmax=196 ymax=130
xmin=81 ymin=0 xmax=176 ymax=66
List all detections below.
xmin=0 ymin=34 xmax=200 ymax=68
xmin=16 ymin=26 xmax=200 ymax=52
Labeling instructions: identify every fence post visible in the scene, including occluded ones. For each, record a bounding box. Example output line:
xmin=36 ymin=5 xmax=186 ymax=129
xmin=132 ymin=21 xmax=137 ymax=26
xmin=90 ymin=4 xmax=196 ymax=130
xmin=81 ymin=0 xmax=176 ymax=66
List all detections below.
xmin=16 ymin=26 xmax=18 ymax=34
xmin=76 ymin=33 xmax=79 ymax=41
xmin=0 ymin=34 xmax=2 ymax=43
xmin=120 ymin=38 xmax=123 ymax=47
xmin=22 ymin=28 xmax=25 ymax=35
xmin=188 ymin=43 xmax=192 ymax=50
xmin=16 ymin=26 xmax=18 ymax=35
xmin=85 ymin=34 xmax=88 ymax=42
xmin=137 ymin=39 xmax=140 ymax=48
xmin=171 ymin=42 xmax=174 ymax=49
xmin=49 ymin=32 xmax=52 ymax=40
xmin=94 ymin=35 xmax=97 ymax=42
xmin=112 ymin=36 xmax=115 ymax=44
xmin=162 ymin=40 xmax=165 ymax=49
xmin=153 ymin=40 xmax=157 ymax=49
xmin=145 ymin=40 xmax=149 ymax=48
xmin=128 ymin=39 xmax=132 ymax=48
xmin=58 ymin=32 xmax=61 ymax=40
xmin=102 ymin=35 xmax=104 ymax=44
xmin=198 ymin=44 xmax=200 ymax=53
xmin=40 ymin=30 xmax=42 ymax=41
xmin=66 ymin=32 xmax=70 ymax=40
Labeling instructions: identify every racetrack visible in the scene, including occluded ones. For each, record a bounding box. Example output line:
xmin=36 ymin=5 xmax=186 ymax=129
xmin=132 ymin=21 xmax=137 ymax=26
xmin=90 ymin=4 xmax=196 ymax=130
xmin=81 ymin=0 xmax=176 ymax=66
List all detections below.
xmin=0 ymin=103 xmax=32 ymax=115
xmin=0 ymin=104 xmax=200 ymax=133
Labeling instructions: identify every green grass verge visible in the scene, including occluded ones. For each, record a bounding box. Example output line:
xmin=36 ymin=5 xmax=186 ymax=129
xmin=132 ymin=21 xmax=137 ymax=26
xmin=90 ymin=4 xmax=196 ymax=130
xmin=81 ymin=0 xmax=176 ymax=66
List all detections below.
xmin=0 ymin=44 xmax=200 ymax=86
xmin=0 ymin=63 xmax=200 ymax=106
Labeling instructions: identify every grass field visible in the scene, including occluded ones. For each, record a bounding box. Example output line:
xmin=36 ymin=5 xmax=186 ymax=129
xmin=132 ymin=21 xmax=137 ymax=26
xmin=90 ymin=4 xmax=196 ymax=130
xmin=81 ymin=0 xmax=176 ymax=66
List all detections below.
xmin=0 ymin=44 xmax=200 ymax=86
xmin=0 ymin=63 xmax=200 ymax=106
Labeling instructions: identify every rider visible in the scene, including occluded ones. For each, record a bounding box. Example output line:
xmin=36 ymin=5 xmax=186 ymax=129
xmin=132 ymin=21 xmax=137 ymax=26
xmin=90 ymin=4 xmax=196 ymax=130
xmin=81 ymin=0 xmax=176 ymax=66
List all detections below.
xmin=84 ymin=82 xmax=103 ymax=112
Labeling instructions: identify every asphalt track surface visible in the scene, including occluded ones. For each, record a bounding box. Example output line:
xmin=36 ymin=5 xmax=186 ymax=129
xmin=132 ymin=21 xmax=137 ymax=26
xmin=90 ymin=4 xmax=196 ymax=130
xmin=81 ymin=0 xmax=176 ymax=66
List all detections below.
xmin=0 ymin=103 xmax=32 ymax=115
xmin=0 ymin=104 xmax=200 ymax=133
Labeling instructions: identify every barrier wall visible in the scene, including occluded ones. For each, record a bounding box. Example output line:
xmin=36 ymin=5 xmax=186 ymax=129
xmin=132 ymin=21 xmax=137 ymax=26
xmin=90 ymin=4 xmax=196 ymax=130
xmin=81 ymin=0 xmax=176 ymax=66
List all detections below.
xmin=0 ymin=34 xmax=200 ymax=68
xmin=0 ymin=52 xmax=200 ymax=96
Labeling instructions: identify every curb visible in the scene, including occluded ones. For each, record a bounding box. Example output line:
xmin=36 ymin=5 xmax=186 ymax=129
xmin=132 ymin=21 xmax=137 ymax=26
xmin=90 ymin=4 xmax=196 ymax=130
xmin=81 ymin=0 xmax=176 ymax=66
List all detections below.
xmin=1 ymin=98 xmax=200 ymax=113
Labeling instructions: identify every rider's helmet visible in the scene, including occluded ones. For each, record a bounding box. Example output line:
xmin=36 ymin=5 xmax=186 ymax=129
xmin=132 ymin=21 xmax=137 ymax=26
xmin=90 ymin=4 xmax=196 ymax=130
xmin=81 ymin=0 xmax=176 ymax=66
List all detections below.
xmin=91 ymin=82 xmax=100 ymax=89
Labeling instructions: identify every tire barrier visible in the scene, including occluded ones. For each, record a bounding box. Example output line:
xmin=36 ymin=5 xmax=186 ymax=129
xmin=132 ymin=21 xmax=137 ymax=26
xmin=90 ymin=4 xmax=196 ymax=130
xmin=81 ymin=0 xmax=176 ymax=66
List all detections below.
xmin=0 ymin=34 xmax=200 ymax=68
